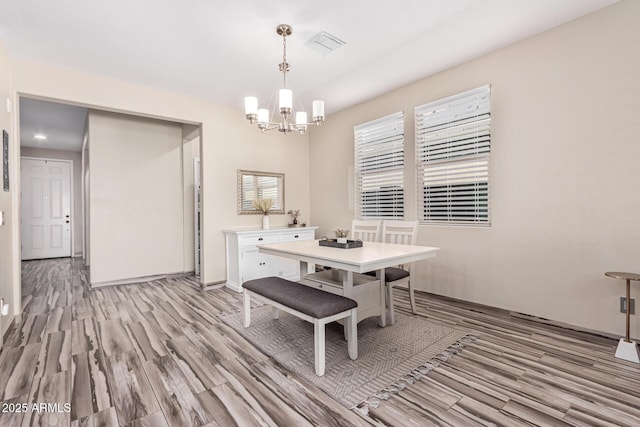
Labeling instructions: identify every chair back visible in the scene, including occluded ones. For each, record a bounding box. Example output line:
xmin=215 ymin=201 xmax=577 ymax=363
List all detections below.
xmin=351 ymin=220 xmax=382 ymax=242
xmin=381 ymin=220 xmax=418 ymax=246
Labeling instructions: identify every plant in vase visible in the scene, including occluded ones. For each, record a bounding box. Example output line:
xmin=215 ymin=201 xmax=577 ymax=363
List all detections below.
xmin=287 ymin=209 xmax=301 ymax=226
xmin=253 ymin=198 xmax=273 ymax=229
xmin=334 ymin=228 xmax=350 ymax=244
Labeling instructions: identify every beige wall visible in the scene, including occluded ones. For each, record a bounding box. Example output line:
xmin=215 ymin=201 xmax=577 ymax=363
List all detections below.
xmin=88 ymin=110 xmax=184 ymax=285
xmin=7 ymin=58 xmax=311 ymax=290
xmin=0 ymin=40 xmax=18 ymax=331
xmin=20 ymin=147 xmax=83 ymax=256
xmin=0 ymin=40 xmax=20 ymax=331
xmin=310 ymin=0 xmax=640 ymax=337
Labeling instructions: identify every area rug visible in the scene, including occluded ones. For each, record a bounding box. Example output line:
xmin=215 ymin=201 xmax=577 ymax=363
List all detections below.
xmin=220 ymin=306 xmax=472 ymax=408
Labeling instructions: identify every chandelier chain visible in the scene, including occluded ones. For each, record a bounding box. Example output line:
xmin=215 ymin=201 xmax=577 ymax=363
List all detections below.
xmin=281 ymin=29 xmax=288 ymax=87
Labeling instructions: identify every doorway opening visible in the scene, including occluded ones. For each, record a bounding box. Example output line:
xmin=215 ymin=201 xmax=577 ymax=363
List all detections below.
xmin=19 ymin=98 xmax=86 ymax=261
xmin=18 ymin=96 xmax=204 ymax=296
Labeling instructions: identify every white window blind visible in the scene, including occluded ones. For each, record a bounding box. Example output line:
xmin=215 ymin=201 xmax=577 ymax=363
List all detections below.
xmin=415 ymin=85 xmax=491 ymax=225
xmin=354 ymin=111 xmax=404 ymax=219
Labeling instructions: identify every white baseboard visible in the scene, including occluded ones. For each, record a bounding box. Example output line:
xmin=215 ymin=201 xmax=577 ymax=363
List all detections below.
xmin=226 ymin=281 xmax=243 ymax=293
xmin=201 ymin=280 xmax=226 ymax=291
xmin=91 ymin=271 xmax=186 ymax=288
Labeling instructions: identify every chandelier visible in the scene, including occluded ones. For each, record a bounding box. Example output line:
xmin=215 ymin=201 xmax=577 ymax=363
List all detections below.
xmin=244 ymin=24 xmax=325 ymax=134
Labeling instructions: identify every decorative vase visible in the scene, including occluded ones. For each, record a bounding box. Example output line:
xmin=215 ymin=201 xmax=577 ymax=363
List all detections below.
xmin=262 ymin=214 xmax=270 ymax=230
xmin=337 ymin=237 xmax=347 ymax=244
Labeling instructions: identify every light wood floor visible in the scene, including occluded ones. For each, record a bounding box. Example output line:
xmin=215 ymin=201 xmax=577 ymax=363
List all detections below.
xmin=1 ymin=258 xmax=639 ymax=426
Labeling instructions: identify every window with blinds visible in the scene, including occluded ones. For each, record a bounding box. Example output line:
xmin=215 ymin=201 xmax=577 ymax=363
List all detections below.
xmin=415 ymin=85 xmax=491 ymax=225
xmin=354 ymin=111 xmax=404 ymax=219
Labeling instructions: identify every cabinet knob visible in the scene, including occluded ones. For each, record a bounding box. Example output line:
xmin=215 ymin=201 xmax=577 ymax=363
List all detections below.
xmin=294 ymin=235 xmax=299 ymax=238
xmin=258 ymin=237 xmax=264 ymax=241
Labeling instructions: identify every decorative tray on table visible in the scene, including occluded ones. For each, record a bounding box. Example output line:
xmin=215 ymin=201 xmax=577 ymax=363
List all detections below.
xmin=319 ymin=239 xmax=363 ymax=249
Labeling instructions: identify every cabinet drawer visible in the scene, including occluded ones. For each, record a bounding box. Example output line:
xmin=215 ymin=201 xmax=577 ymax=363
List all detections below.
xmin=238 ymin=234 xmax=279 ymax=247
xmin=279 ymin=230 xmax=314 ymax=242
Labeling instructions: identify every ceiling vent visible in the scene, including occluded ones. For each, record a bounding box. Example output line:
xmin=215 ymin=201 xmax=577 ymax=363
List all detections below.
xmin=305 ymin=31 xmax=346 ymax=56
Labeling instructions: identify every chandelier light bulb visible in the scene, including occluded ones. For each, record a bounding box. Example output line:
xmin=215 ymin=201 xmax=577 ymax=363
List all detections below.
xmin=296 ymin=111 xmax=307 ymax=125
xmin=279 ymin=89 xmax=292 ymax=113
xmin=244 ymin=96 xmax=258 ymax=115
xmin=312 ymin=100 xmax=325 ymax=121
xmin=257 ymin=108 xmax=270 ymax=124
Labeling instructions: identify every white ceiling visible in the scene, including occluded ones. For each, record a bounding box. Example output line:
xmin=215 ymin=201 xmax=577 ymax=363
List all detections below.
xmin=1 ymin=0 xmax=618 ymax=151
xmin=19 ymin=98 xmax=87 ymax=151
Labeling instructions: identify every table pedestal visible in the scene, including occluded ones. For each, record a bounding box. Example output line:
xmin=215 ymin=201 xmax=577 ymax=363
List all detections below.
xmin=615 ymin=339 xmax=640 ymax=363
xmin=605 ymin=272 xmax=640 ymax=364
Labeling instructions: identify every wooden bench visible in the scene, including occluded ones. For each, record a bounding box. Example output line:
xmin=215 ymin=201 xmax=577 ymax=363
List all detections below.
xmin=243 ymin=276 xmax=358 ymax=376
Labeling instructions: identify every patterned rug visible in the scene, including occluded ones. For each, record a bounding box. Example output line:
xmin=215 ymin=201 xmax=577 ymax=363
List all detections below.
xmin=220 ymin=306 xmax=471 ymax=408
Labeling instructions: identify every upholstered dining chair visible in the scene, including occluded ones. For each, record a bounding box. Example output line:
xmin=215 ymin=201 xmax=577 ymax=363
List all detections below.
xmin=380 ymin=220 xmax=419 ymax=319
xmin=351 ymin=219 xmax=382 ymax=242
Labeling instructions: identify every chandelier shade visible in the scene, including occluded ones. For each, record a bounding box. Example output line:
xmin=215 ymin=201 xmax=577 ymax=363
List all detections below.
xmin=244 ymin=24 xmax=325 ymax=134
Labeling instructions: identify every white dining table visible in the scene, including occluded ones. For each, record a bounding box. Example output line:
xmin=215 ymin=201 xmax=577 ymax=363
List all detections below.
xmin=258 ymin=239 xmax=439 ymax=326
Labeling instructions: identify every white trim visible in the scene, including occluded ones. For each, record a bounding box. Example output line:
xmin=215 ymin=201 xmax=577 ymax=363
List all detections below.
xmin=193 ymin=157 xmax=200 ymax=277
xmin=80 ymin=130 xmax=88 ymax=261
xmin=11 ymin=93 xmax=22 ymax=316
xmin=90 ymin=271 xmax=188 ymax=288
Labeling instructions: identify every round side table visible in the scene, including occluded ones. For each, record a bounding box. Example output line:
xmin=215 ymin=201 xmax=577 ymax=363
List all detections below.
xmin=605 ymin=271 xmax=640 ymax=363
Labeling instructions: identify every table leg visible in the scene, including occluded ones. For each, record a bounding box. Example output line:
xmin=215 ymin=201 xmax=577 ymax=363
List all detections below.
xmin=626 ymin=279 xmax=631 ymax=343
xmin=342 ymin=270 xmax=354 ymax=297
xmin=378 ymin=268 xmax=387 ymax=328
xmin=299 ymin=260 xmax=309 ymax=281
xmin=386 ymin=279 xmax=395 ymax=325
xmin=342 ymin=271 xmax=358 ymax=337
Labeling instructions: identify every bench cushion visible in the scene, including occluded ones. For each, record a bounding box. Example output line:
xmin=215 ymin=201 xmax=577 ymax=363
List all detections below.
xmin=243 ymin=276 xmax=357 ymax=319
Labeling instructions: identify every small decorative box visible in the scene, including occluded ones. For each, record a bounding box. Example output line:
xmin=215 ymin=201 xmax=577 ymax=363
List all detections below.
xmin=319 ymin=239 xmax=363 ymax=249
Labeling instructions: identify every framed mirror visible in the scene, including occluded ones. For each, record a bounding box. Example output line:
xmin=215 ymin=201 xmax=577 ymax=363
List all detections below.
xmin=237 ymin=169 xmax=285 ymax=215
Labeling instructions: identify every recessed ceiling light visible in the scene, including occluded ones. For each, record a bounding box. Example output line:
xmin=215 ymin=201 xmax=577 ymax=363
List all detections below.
xmin=34 ymin=134 xmax=47 ymax=140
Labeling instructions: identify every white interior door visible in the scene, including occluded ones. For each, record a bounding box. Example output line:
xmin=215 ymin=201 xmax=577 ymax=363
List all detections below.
xmin=21 ymin=158 xmax=72 ymax=260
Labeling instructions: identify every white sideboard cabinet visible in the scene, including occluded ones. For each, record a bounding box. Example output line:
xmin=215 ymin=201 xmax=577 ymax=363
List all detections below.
xmin=223 ymin=226 xmax=317 ymax=292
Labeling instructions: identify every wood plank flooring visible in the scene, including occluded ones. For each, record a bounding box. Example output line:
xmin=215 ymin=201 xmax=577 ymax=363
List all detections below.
xmin=0 ymin=258 xmax=638 ymax=426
